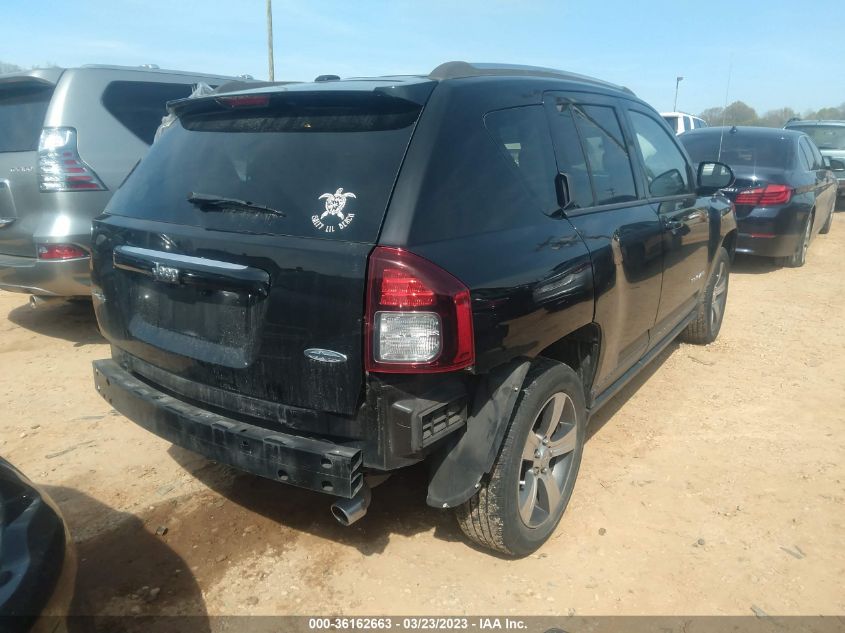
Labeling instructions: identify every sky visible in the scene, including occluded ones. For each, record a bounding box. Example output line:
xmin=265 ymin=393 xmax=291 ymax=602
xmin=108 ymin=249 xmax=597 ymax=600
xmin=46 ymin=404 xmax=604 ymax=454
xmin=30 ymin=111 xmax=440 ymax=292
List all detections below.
xmin=2 ymin=0 xmax=842 ymax=116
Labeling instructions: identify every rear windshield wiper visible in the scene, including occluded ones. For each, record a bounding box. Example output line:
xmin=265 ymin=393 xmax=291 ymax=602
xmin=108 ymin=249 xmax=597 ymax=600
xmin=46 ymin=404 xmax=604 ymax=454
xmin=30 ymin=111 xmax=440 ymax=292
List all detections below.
xmin=187 ymin=192 xmax=286 ymax=217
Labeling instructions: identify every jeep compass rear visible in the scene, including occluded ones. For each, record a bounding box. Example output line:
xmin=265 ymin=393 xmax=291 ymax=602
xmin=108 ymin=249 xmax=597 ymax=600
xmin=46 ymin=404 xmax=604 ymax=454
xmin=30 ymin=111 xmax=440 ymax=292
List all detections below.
xmin=92 ymin=63 xmax=736 ymax=556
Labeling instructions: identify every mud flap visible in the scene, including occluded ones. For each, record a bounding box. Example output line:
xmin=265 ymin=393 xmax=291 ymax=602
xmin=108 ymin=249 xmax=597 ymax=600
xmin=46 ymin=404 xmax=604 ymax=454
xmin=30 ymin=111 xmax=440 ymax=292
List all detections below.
xmin=426 ymin=359 xmax=530 ymax=508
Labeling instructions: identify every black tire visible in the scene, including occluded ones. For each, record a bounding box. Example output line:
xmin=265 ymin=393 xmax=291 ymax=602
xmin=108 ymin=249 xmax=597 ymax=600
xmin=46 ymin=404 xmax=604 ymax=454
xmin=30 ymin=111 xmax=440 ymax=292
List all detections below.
xmin=819 ymin=202 xmax=833 ymax=235
xmin=783 ymin=213 xmax=812 ymax=268
xmin=455 ymin=359 xmax=586 ymax=557
xmin=680 ymin=246 xmax=730 ymax=345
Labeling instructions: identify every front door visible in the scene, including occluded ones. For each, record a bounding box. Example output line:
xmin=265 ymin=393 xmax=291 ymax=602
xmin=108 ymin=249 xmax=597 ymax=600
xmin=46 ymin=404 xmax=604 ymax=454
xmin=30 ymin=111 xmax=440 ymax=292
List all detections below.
xmin=625 ymin=108 xmax=711 ymax=342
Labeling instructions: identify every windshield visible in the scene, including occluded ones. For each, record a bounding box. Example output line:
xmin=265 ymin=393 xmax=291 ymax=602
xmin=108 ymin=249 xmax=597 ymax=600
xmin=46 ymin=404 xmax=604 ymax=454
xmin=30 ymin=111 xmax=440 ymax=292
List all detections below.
xmin=787 ymin=125 xmax=845 ymax=151
xmin=0 ymin=84 xmax=53 ymax=153
xmin=107 ymin=94 xmax=423 ymax=242
xmin=680 ymin=131 xmax=794 ymax=170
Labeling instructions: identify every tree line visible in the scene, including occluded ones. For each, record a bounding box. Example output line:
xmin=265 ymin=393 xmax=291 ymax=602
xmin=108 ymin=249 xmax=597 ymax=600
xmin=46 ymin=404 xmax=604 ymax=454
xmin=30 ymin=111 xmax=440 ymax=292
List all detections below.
xmin=699 ymin=101 xmax=845 ymax=128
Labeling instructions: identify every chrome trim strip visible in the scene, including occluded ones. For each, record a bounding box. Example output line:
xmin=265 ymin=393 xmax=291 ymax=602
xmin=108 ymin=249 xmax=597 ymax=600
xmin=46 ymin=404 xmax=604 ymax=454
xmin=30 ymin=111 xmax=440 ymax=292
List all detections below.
xmin=115 ymin=246 xmax=249 ymax=271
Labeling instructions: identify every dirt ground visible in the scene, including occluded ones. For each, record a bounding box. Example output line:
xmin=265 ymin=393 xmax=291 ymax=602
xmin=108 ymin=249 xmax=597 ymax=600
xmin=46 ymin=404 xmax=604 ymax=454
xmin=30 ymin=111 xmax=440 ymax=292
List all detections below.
xmin=2 ymin=214 xmax=844 ymax=620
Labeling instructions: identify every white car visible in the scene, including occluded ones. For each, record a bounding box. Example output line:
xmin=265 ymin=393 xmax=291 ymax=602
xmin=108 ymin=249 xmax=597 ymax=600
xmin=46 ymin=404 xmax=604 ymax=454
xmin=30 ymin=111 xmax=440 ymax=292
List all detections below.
xmin=661 ymin=111 xmax=707 ymax=135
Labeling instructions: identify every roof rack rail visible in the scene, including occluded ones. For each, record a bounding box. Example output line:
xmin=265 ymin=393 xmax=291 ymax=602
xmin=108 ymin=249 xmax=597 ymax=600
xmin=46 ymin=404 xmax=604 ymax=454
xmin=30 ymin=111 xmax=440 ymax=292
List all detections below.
xmin=428 ymin=61 xmax=635 ymax=95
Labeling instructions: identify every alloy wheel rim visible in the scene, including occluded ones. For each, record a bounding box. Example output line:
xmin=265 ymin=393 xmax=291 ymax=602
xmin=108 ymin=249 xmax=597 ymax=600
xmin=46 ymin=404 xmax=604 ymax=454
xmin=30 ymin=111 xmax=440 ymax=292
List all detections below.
xmin=710 ymin=261 xmax=727 ymax=329
xmin=518 ymin=392 xmax=578 ymax=529
xmin=800 ymin=221 xmax=811 ymax=263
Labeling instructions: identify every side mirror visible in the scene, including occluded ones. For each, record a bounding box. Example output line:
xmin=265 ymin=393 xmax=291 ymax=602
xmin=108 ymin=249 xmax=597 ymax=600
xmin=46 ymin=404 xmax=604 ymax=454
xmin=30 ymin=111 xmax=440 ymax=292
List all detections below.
xmin=697 ymin=161 xmax=734 ymax=193
xmin=829 ymin=158 xmax=845 ymax=171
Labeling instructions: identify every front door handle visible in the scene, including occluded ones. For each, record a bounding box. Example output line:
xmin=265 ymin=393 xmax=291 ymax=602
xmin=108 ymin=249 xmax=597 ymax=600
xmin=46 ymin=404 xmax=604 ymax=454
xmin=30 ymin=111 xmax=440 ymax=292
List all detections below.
xmin=664 ymin=217 xmax=684 ymax=231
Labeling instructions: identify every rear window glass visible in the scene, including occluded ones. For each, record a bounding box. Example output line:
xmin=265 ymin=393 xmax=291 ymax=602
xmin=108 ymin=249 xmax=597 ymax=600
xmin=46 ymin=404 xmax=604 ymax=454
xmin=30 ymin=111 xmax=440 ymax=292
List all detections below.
xmin=102 ymin=81 xmax=195 ymax=145
xmin=107 ymin=94 xmax=422 ymax=243
xmin=787 ymin=125 xmax=845 ymax=151
xmin=573 ymin=105 xmax=638 ymax=205
xmin=485 ymin=106 xmax=558 ymax=213
xmin=0 ymin=84 xmax=53 ymax=152
xmin=680 ymin=131 xmax=794 ymax=170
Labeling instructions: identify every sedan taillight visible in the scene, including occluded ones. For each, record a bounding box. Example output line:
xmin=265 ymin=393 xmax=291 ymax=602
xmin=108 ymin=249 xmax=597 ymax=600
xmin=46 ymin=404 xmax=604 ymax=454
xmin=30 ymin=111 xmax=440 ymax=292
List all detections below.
xmin=735 ymin=184 xmax=792 ymax=207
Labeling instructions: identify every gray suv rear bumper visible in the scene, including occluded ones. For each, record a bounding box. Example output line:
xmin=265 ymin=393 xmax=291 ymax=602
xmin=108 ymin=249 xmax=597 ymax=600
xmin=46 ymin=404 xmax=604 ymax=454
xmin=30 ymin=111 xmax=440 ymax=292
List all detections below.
xmin=0 ymin=253 xmax=91 ymax=296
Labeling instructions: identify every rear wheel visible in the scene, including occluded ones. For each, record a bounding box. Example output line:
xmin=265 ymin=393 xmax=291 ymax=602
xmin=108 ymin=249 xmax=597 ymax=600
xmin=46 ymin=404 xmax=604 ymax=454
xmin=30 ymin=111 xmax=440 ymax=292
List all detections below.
xmin=455 ymin=360 xmax=586 ymax=556
xmin=784 ymin=214 xmax=812 ymax=267
xmin=680 ymin=246 xmax=730 ymax=345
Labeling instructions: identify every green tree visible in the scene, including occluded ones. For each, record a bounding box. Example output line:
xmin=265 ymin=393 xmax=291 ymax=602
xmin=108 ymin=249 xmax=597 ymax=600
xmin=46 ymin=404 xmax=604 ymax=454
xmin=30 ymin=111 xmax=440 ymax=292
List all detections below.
xmin=722 ymin=101 xmax=758 ymax=126
xmin=699 ymin=107 xmax=725 ymax=126
xmin=759 ymin=107 xmax=798 ymax=128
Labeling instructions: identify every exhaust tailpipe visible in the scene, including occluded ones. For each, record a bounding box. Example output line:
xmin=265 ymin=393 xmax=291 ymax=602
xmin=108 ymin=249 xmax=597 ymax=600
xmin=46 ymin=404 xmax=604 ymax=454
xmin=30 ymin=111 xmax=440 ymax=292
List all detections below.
xmin=330 ymin=485 xmax=372 ymax=527
xmin=29 ymin=295 xmax=68 ymax=310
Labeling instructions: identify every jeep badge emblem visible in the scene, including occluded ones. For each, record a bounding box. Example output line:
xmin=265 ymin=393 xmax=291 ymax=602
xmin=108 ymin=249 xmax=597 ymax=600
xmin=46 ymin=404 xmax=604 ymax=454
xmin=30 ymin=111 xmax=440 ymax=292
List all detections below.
xmin=153 ymin=262 xmax=181 ymax=284
xmin=304 ymin=348 xmax=347 ymax=363
xmin=311 ymin=188 xmax=356 ymax=234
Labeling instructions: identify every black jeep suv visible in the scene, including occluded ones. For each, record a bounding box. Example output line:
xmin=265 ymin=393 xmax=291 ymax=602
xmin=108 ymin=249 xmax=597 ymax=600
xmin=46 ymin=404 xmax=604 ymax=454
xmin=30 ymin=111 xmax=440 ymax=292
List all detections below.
xmin=90 ymin=62 xmax=736 ymax=556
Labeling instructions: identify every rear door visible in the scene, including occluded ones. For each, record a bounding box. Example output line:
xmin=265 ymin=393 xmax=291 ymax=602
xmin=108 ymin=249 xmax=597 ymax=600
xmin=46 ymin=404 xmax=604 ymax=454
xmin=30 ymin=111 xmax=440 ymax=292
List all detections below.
xmin=801 ymin=136 xmax=836 ymax=227
xmin=92 ymin=84 xmax=433 ymax=417
xmin=0 ymin=75 xmax=58 ymax=257
xmin=544 ymin=92 xmax=663 ymax=395
xmin=624 ymin=107 xmax=710 ymax=340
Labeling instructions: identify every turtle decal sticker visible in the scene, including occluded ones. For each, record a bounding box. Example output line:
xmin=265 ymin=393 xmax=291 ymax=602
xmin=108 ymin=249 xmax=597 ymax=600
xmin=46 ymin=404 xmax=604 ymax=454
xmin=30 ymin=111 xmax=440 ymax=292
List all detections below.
xmin=311 ymin=188 xmax=356 ymax=233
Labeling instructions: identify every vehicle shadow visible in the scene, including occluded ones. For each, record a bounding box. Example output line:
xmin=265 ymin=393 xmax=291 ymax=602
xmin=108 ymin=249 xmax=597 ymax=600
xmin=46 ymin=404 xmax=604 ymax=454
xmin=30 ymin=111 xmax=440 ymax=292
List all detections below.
xmin=586 ymin=341 xmax=679 ymax=441
xmin=730 ymin=253 xmax=782 ymax=275
xmin=6 ymin=298 xmax=103 ymax=346
xmin=166 ymin=445 xmax=465 ymax=557
xmin=164 ymin=344 xmax=685 ymax=557
xmin=43 ymin=486 xmax=210 ymax=633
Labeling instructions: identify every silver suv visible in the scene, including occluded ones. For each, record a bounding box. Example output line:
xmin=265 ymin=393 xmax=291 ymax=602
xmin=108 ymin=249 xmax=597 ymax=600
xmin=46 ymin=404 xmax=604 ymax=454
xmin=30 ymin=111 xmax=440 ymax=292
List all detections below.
xmin=0 ymin=65 xmax=244 ymax=297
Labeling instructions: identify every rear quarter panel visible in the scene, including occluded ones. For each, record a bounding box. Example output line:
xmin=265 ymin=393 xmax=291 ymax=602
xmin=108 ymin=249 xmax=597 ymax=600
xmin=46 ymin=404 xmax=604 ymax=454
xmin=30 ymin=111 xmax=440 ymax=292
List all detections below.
xmin=380 ymin=78 xmax=595 ymax=374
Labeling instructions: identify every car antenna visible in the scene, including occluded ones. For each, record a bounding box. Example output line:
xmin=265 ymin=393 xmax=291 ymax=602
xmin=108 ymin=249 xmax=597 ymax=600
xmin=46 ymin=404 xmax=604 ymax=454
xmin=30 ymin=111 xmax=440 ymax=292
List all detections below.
xmin=717 ymin=56 xmax=733 ymax=163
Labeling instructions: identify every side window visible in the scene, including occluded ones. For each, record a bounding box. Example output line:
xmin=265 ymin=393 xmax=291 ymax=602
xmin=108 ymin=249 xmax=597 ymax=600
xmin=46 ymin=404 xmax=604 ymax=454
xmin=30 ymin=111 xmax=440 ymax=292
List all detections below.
xmin=685 ymin=116 xmax=694 ymax=132
xmin=571 ymin=105 xmax=638 ymax=205
xmin=629 ymin=110 xmax=691 ymax=198
xmin=102 ymin=81 xmax=195 ymax=145
xmin=485 ymin=106 xmax=559 ymax=214
xmin=798 ymin=138 xmax=815 ymax=171
xmin=662 ymin=116 xmax=679 ymax=134
xmin=806 ymin=138 xmax=824 ymax=170
xmin=546 ymin=103 xmax=594 ymax=209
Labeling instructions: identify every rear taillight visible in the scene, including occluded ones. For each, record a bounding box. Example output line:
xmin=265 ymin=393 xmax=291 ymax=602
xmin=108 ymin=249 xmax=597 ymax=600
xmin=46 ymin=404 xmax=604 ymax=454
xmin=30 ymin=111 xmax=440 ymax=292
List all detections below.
xmin=365 ymin=247 xmax=474 ymax=373
xmin=735 ymin=184 xmax=792 ymax=207
xmin=38 ymin=128 xmax=106 ymax=192
xmin=36 ymin=243 xmax=88 ymax=260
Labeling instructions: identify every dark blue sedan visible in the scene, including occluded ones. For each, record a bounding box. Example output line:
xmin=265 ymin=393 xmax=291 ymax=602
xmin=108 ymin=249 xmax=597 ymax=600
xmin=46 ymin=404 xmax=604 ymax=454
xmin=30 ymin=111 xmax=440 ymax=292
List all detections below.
xmin=0 ymin=458 xmax=75 ymax=632
xmin=681 ymin=126 xmax=837 ymax=267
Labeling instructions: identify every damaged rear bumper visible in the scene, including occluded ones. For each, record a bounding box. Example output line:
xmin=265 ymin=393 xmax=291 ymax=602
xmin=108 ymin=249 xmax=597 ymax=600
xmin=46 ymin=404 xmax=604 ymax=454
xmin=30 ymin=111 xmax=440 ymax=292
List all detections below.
xmin=92 ymin=359 xmax=364 ymax=498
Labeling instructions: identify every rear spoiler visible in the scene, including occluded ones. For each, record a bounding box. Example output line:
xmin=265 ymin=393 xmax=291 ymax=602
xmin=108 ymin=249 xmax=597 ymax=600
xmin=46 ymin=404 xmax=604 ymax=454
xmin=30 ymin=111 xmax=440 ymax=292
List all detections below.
xmin=0 ymin=68 xmax=63 ymax=89
xmin=166 ymin=80 xmax=437 ymax=119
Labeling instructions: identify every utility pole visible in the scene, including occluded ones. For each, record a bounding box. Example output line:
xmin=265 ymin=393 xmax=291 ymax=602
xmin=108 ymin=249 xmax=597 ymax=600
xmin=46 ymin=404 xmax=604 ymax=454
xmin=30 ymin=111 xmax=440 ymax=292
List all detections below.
xmin=673 ymin=76 xmax=684 ymax=111
xmin=266 ymin=0 xmax=275 ymax=81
